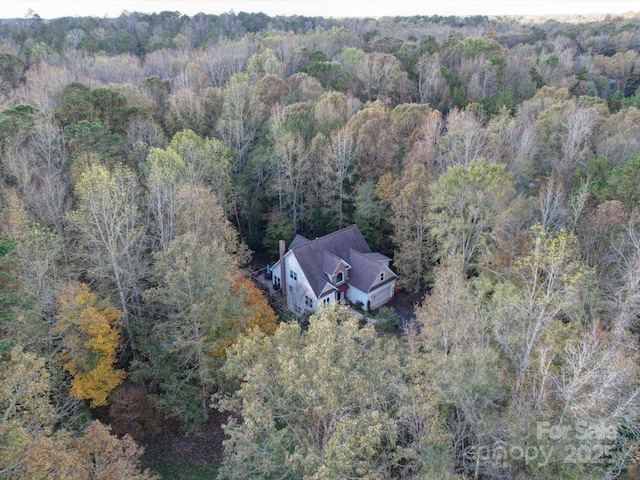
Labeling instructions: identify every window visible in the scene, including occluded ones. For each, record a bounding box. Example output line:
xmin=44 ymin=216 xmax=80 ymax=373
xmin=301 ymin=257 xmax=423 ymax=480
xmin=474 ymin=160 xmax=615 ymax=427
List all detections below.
xmin=380 ymin=272 xmax=385 ymax=282
xmin=336 ymin=272 xmax=344 ymax=284
xmin=305 ymin=296 xmax=313 ymax=308
xmin=289 ymin=270 xmax=297 ymax=281
xmin=322 ymin=297 xmax=331 ymax=306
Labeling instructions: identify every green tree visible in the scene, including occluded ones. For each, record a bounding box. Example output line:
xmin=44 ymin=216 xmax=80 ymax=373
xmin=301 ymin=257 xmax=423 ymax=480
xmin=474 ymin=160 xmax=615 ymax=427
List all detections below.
xmin=139 ymin=229 xmax=271 ymax=430
xmin=0 ymin=209 xmax=41 ymax=355
xmin=390 ymin=169 xmax=433 ymax=290
xmin=142 ymin=233 xmax=238 ymax=428
xmin=0 ymin=104 xmax=34 ymax=153
xmin=353 ymin=181 xmax=386 ymax=249
xmin=600 ymin=153 xmax=640 ymax=208
xmin=64 ymin=120 xmax=122 ymax=162
xmin=86 ymin=87 xmax=133 ymax=134
xmin=168 ymin=129 xmax=241 ymax=228
xmin=56 ymin=83 xmax=135 ymax=135
xmin=0 ymin=233 xmax=22 ymax=355
xmin=300 ymin=57 xmax=348 ymax=92
xmin=218 ymin=304 xmax=406 ymax=479
xmin=0 ymin=53 xmax=25 ymax=95
xmin=0 ymin=346 xmax=54 ymax=478
xmin=427 ymin=158 xmax=516 ymax=272
xmin=261 ymin=207 xmax=295 ymax=255
xmin=55 ymin=82 xmax=96 ymax=127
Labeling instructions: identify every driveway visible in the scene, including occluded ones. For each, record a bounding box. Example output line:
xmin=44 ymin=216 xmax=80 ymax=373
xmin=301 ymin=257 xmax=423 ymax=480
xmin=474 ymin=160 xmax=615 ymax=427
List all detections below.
xmin=384 ymin=288 xmax=425 ymax=327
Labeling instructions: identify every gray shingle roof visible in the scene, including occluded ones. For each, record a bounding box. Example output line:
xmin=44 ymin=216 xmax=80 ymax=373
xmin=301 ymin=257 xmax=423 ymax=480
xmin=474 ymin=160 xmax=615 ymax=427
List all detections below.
xmin=362 ymin=252 xmax=391 ymax=262
xmin=348 ymin=249 xmax=397 ymax=293
xmin=322 ymin=251 xmax=346 ymax=277
xmin=289 ymin=234 xmax=310 ymax=249
xmin=290 ymin=225 xmax=372 ymax=297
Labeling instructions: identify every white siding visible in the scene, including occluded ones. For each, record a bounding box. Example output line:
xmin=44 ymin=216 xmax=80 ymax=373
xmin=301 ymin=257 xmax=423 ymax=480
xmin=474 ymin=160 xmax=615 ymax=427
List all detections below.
xmin=271 ymin=260 xmax=282 ymax=292
xmin=347 ymin=286 xmax=368 ymax=310
xmin=285 ymin=253 xmax=317 ymax=314
xmin=273 ymin=246 xmax=397 ymax=314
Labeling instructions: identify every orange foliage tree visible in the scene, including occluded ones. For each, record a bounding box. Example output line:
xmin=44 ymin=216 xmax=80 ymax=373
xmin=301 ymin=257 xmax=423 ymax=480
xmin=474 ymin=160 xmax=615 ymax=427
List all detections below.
xmin=212 ymin=277 xmax=277 ymax=357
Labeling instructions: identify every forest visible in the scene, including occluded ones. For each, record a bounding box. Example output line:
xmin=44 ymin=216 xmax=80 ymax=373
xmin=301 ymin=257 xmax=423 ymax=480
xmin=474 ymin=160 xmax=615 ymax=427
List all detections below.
xmin=1 ymin=7 xmax=640 ymax=479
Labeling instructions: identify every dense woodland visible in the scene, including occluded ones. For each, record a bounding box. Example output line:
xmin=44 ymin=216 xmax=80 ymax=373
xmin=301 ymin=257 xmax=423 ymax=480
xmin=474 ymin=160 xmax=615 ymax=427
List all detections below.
xmin=2 ymin=8 xmax=640 ymax=479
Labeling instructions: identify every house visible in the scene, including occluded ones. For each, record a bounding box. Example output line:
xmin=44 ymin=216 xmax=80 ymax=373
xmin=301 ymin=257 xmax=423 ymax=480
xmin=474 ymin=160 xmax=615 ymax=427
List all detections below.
xmin=271 ymin=225 xmax=398 ymax=315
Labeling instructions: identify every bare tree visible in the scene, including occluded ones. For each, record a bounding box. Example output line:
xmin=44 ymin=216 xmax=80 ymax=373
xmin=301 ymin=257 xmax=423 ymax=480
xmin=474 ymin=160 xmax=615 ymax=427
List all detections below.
xmin=197 ymin=38 xmax=254 ymax=88
xmin=438 ymin=107 xmax=489 ymax=169
xmin=490 ymin=226 xmax=591 ymax=400
xmin=355 ymin=52 xmax=411 ymax=105
xmin=557 ymin=100 xmax=603 ymax=179
xmin=536 ymin=172 xmax=566 ymax=233
xmin=594 ymin=50 xmax=640 ymax=95
xmin=416 ymin=53 xmax=449 ymax=110
xmin=216 ymin=72 xmax=264 ymax=173
xmin=66 ymin=163 xmax=147 ymax=357
xmin=321 ymin=125 xmax=356 ymax=228
xmin=271 ymin=128 xmax=308 ymax=233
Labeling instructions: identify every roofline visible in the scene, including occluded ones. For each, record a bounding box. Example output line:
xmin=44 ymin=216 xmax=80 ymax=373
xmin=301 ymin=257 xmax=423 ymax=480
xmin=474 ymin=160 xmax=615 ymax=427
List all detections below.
xmin=349 ymin=248 xmax=398 ymax=292
xmin=290 ymin=224 xmax=362 ymax=252
xmin=323 ymin=250 xmax=352 ymax=276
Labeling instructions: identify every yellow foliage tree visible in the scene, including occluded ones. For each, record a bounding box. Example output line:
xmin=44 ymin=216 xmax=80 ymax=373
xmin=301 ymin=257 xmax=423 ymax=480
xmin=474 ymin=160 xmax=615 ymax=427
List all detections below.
xmin=53 ymin=283 xmax=125 ymax=407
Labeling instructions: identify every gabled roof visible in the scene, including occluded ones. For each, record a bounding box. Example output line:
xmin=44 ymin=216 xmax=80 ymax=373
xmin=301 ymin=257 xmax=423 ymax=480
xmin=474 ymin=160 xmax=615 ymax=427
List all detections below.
xmin=348 ymin=249 xmax=398 ymax=293
xmin=289 ymin=234 xmax=310 ymax=250
xmin=322 ymin=251 xmax=350 ymax=277
xmin=290 ymin=225 xmax=371 ymax=297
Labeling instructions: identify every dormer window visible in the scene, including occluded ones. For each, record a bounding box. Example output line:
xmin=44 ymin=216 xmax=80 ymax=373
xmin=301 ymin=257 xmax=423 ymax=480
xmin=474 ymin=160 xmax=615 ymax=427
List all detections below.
xmin=336 ymin=272 xmax=344 ymax=284
xmin=380 ymin=272 xmax=384 ymax=282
